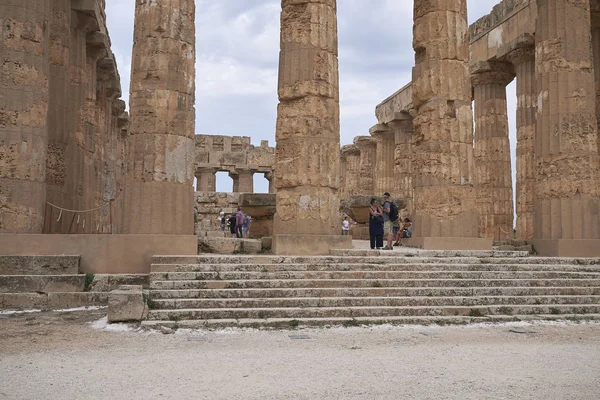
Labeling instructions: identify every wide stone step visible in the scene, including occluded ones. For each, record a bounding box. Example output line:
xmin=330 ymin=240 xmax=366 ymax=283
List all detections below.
xmin=150 ymin=262 xmax=600 ymax=274
xmin=150 ymin=270 xmax=600 ymax=282
xmin=0 ymin=275 xmax=85 ymax=293
xmin=329 ymin=249 xmax=531 ymax=257
xmin=150 ymin=295 xmax=600 ymax=310
xmin=150 ymin=286 xmax=600 ymax=299
xmin=151 ymin=255 xmax=600 ymax=266
xmin=0 ymin=255 xmax=80 ymax=275
xmin=141 ymin=313 xmax=600 ymax=329
xmin=150 ymin=278 xmax=600 ymax=290
xmin=146 ymin=304 xmax=600 ymax=321
xmin=0 ymin=292 xmax=108 ymax=310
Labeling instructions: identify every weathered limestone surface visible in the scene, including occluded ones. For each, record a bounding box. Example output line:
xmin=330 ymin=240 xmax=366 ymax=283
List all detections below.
xmin=354 ymin=136 xmax=377 ymax=196
xmin=592 ymin=2 xmax=600 ymax=157
xmin=273 ymin=0 xmax=341 ymax=238
xmin=389 ymin=113 xmax=414 ymax=213
xmin=0 ymin=1 xmax=50 ymax=233
xmin=471 ymin=61 xmax=515 ymax=241
xmin=411 ymin=0 xmax=479 ymax=238
xmin=506 ymin=44 xmax=536 ymax=240
xmin=340 ymin=144 xmax=361 ymax=196
xmin=534 ymin=0 xmax=600 ymax=240
xmin=370 ymin=124 xmax=396 ymax=196
xmin=108 ymin=285 xmax=145 ymax=323
xmin=124 ymin=0 xmax=196 ymax=234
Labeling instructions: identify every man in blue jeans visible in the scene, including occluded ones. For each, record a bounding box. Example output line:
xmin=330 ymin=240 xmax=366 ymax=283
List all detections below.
xmin=235 ymin=207 xmax=245 ymax=238
xmin=382 ymin=192 xmax=394 ymax=250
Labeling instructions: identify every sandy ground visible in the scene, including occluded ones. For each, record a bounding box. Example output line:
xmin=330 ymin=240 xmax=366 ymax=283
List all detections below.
xmin=1 ymin=310 xmax=600 ymax=400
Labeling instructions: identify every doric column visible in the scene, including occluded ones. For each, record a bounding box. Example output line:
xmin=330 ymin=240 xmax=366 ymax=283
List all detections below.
xmin=273 ymin=0 xmax=341 ymax=240
xmin=388 ymin=112 xmax=414 ymax=212
xmin=592 ymin=5 xmax=600 ymax=156
xmin=340 ymin=144 xmax=361 ymax=196
xmin=354 ymin=136 xmax=377 ymax=196
xmin=471 ymin=61 xmax=515 ymax=241
xmin=236 ymin=169 xmax=254 ymax=193
xmin=370 ymin=124 xmax=396 ymax=195
xmin=124 ymin=0 xmax=196 ymax=234
xmin=506 ymin=45 xmax=536 ymax=241
xmin=412 ymin=0 xmax=478 ymax=238
xmin=196 ymin=167 xmax=217 ymax=192
xmin=0 ymin=1 xmax=50 ymax=233
xmin=534 ymin=0 xmax=600 ymax=240
xmin=265 ymin=171 xmax=276 ymax=194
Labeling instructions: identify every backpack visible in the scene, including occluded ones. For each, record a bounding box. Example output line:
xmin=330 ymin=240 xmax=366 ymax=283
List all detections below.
xmin=388 ymin=202 xmax=399 ymax=222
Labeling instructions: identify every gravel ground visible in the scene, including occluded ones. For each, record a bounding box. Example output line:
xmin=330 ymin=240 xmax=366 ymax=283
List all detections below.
xmin=1 ymin=310 xmax=600 ymax=400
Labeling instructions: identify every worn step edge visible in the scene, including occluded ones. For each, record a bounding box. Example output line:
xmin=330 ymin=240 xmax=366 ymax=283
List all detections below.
xmin=140 ymin=313 xmax=600 ymax=329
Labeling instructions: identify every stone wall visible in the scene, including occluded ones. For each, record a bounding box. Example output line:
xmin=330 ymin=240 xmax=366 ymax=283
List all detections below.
xmin=0 ymin=0 xmax=128 ymax=234
xmin=195 ymin=134 xmax=275 ymax=193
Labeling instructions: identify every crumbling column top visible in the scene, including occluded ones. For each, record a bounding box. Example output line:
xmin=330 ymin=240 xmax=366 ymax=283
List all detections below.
xmin=470 ymin=60 xmax=516 ymax=86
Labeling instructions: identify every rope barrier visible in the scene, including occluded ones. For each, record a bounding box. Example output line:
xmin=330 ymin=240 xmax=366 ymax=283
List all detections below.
xmin=46 ymin=201 xmax=109 ymax=214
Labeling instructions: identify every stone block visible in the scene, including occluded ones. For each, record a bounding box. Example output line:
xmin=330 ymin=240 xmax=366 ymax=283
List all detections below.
xmin=261 ymin=237 xmax=273 ymax=250
xmin=108 ymin=285 xmax=145 ymax=323
xmin=404 ymin=237 xmax=493 ymax=251
xmin=0 ymin=255 xmax=80 ymax=275
xmin=273 ymin=235 xmax=353 ymax=255
xmin=199 ymin=238 xmax=263 ymax=254
xmin=89 ymin=274 xmax=149 ymax=292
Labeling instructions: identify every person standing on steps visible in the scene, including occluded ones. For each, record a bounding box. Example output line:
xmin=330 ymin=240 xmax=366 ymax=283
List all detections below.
xmin=235 ymin=207 xmax=245 ymax=239
xmin=342 ymin=216 xmax=350 ymax=236
xmin=228 ymin=214 xmax=237 ymax=238
xmin=382 ymin=192 xmax=399 ymax=250
xmin=369 ymin=198 xmax=384 ymax=250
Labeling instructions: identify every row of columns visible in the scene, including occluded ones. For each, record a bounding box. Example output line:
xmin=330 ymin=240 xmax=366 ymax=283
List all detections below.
xmin=194 ymin=167 xmax=275 ymax=194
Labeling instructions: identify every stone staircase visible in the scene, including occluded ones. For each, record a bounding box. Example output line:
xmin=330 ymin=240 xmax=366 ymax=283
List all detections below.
xmin=0 ymin=255 xmax=107 ymax=310
xmin=141 ymin=251 xmax=600 ymax=329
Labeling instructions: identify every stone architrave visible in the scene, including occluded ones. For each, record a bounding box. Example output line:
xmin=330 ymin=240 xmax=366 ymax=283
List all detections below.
xmin=0 ymin=1 xmax=50 ymax=233
xmin=273 ymin=0 xmax=350 ymax=254
xmin=533 ymin=0 xmax=600 ymax=244
xmin=370 ymin=124 xmax=396 ymax=196
xmin=354 ymin=136 xmax=377 ymax=196
xmin=471 ymin=61 xmax=515 ymax=241
xmin=506 ymin=46 xmax=536 ymax=241
xmin=411 ymin=0 xmax=483 ymax=245
xmin=124 ymin=0 xmax=196 ymax=234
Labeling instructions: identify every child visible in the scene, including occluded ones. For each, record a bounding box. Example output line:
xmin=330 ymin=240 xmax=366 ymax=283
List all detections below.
xmin=342 ymin=216 xmax=350 ymax=236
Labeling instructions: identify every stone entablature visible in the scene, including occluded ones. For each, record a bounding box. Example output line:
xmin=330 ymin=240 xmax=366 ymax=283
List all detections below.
xmin=195 ymin=134 xmax=275 ymax=193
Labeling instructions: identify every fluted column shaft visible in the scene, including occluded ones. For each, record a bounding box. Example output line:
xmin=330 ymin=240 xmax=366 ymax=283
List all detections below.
xmin=196 ymin=168 xmax=216 ymax=192
xmin=124 ymin=0 xmax=196 ymax=234
xmin=354 ymin=136 xmax=377 ymax=196
xmin=534 ymin=0 xmax=600 ymax=239
xmin=391 ymin=118 xmax=414 ymax=212
xmin=274 ymin=0 xmax=340 ymax=236
xmin=340 ymin=145 xmax=361 ymax=196
xmin=0 ymin=1 xmax=50 ymax=233
xmin=472 ymin=62 xmax=515 ymax=241
xmin=507 ymin=47 xmax=536 ymax=240
xmin=371 ymin=127 xmax=395 ymax=195
xmin=412 ymin=0 xmax=478 ymax=238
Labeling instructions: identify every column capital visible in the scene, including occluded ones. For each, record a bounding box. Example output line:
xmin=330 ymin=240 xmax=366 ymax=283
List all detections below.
xmin=470 ymin=61 xmax=515 ymax=87
xmin=505 ymin=46 xmax=536 ymax=66
xmin=369 ymin=124 xmax=395 ymax=140
xmin=354 ymin=135 xmax=377 ymax=149
xmin=341 ymin=144 xmax=360 ymax=157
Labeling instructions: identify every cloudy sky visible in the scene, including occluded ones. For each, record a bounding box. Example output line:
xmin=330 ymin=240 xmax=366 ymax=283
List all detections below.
xmin=105 ymin=1 xmax=516 ymax=194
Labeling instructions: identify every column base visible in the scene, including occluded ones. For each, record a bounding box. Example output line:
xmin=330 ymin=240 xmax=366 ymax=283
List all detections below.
xmin=531 ymin=239 xmax=600 ymax=257
xmin=273 ymin=234 xmax=353 ymax=255
xmin=404 ymin=237 xmax=493 ymax=250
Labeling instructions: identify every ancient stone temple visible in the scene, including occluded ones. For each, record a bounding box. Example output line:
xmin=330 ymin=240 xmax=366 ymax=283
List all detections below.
xmin=123 ymin=0 xmax=196 ymax=235
xmin=337 ymin=0 xmax=600 ymax=255
xmin=272 ymin=0 xmax=351 ymax=254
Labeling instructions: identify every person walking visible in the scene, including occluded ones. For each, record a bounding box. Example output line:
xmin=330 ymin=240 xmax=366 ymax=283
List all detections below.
xmin=369 ymin=198 xmax=384 ymax=250
xmin=235 ymin=207 xmax=245 ymax=238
